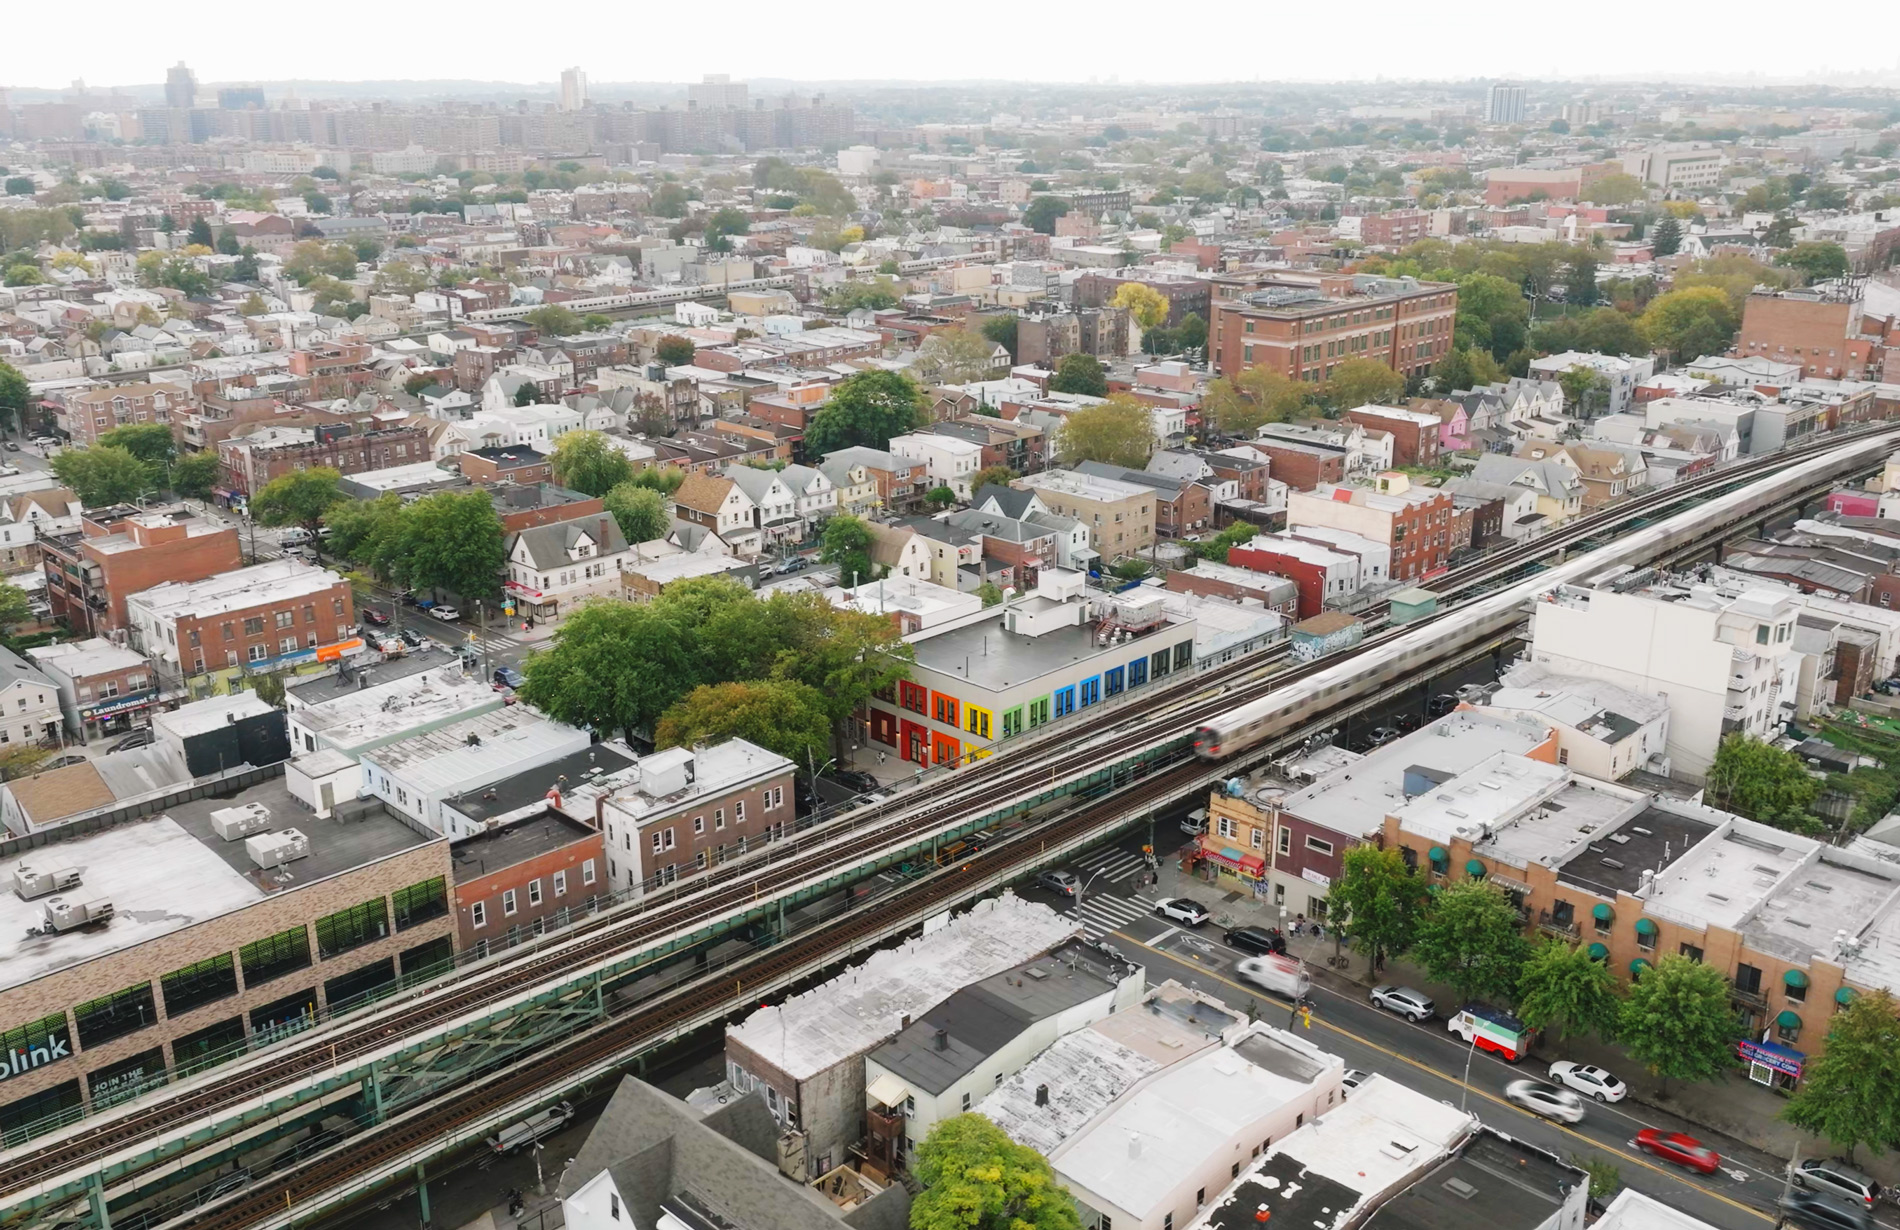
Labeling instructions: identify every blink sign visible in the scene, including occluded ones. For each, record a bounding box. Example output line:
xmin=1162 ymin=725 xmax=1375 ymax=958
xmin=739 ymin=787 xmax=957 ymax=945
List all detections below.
xmin=0 ymin=1015 xmax=74 ymax=1082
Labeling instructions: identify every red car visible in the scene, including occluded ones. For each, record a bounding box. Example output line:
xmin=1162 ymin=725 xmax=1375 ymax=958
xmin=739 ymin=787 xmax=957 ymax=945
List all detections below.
xmin=1636 ymin=1129 xmax=1721 ymax=1174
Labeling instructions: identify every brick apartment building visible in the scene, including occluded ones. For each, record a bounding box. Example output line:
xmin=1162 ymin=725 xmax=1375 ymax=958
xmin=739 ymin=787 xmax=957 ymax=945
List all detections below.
xmin=1248 ymin=439 xmax=1346 ymax=492
xmin=59 ymin=382 xmax=181 ymax=447
xmin=1072 ymin=271 xmax=1213 ymax=328
xmin=458 ymin=446 xmax=555 ymax=486
xmin=1358 ymin=209 xmax=1433 ymax=248
xmin=285 ymin=342 xmax=376 ymax=401
xmin=1287 ymin=475 xmax=1455 ymax=582
xmin=126 ymin=559 xmax=356 ymax=687
xmin=1209 ymin=273 xmax=1459 ymax=384
xmin=175 ymin=391 xmax=289 ymax=454
xmin=1736 ymin=290 xmax=1881 ymax=381
xmin=41 ymin=507 xmax=243 ymax=637
xmin=218 ymin=423 xmax=434 ymax=498
xmin=1343 ymin=405 xmax=1443 ymax=468
xmin=491 ymin=484 xmax=604 ymax=535
xmin=596 ymin=741 xmax=798 ymax=896
xmin=446 ymin=809 xmax=605 ymax=954
xmin=1203 ymin=451 xmax=1272 ymax=502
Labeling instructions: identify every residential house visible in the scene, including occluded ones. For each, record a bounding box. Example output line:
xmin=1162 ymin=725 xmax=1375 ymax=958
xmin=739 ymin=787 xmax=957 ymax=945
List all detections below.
xmin=817 ymin=457 xmax=878 ymax=516
xmin=0 ymin=488 xmax=81 ymax=572
xmin=1470 ymin=454 xmax=1585 ymax=526
xmin=889 ymin=432 xmax=984 ymax=500
xmin=505 ymin=516 xmax=633 ymax=618
xmin=0 ymin=648 xmax=63 ymax=751
xmin=724 ymin=466 xmax=805 ymax=551
xmin=674 ymin=472 xmax=763 ymax=556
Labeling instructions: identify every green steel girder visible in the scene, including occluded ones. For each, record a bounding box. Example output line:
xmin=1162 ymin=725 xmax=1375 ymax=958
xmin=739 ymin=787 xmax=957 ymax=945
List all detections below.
xmin=8 ymin=738 xmax=1184 ymax=1225
xmin=375 ymin=988 xmax=605 ymax=1114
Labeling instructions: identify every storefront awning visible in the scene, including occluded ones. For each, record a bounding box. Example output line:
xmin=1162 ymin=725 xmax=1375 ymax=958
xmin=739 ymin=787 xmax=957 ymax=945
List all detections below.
xmin=1592 ymin=903 xmax=1614 ymax=923
xmin=867 ymin=1073 xmax=910 ymax=1109
xmin=1587 ymin=943 xmax=1609 ymax=961
xmin=1783 ymin=969 xmax=1809 ymax=989
xmin=1202 ymin=846 xmax=1266 ymax=878
xmin=1634 ymin=918 xmax=1658 ymax=936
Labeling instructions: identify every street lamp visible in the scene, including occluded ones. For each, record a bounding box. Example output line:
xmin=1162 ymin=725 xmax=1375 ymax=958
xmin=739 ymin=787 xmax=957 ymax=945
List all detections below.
xmin=1072 ymin=867 xmax=1109 ymax=920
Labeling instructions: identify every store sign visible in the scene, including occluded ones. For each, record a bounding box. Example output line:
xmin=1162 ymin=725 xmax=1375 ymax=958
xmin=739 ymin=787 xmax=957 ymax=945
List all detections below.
xmin=1738 ymin=1039 xmax=1803 ymax=1077
xmin=1301 ymin=868 xmax=1332 ymax=889
xmin=80 ymin=689 xmax=155 ymax=720
xmin=0 ymin=1026 xmax=73 ymax=1082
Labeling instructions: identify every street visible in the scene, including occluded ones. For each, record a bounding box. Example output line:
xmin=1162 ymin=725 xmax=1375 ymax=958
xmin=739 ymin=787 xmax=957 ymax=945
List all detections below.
xmin=1018 ymin=813 xmax=1824 ymax=1230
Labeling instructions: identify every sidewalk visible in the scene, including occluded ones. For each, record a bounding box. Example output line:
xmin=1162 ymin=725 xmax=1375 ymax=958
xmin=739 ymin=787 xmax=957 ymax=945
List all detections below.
xmin=1143 ymin=856 xmax=1885 ymax=1184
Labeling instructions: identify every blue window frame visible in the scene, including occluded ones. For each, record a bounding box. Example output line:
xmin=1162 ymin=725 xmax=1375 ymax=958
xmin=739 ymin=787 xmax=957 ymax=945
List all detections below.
xmin=1103 ymin=666 xmax=1125 ymax=697
xmin=1053 ymin=686 xmax=1077 ymax=718
xmin=1128 ymin=657 xmax=1149 ymax=688
xmin=1079 ymin=676 xmax=1101 ymax=708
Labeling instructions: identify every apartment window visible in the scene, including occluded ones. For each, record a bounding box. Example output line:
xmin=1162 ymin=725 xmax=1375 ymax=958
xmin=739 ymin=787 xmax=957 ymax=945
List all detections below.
xmin=553 ymin=870 xmax=567 ymax=897
xmin=1197 ymin=1188 xmax=1206 ymax=1209
xmin=1128 ymin=657 xmax=1148 ymax=688
xmin=766 ymin=787 xmax=783 ymax=810
xmin=1278 ymin=826 xmax=1292 ymax=856
xmin=74 ymin=982 xmax=158 ymax=1048
xmin=314 ymin=898 xmax=390 ymax=959
xmin=1305 ymin=835 xmax=1333 ymax=856
xmin=1151 ymin=649 xmax=1172 ymax=680
xmin=1104 ymin=666 xmax=1125 ymax=697
xmin=1217 ymin=816 xmax=1237 ymax=840
xmin=471 ymin=901 xmax=487 ymax=929
xmin=243 ymin=616 xmax=264 ymax=635
xmin=275 ymin=610 xmax=294 ymax=629
xmin=1053 ymin=686 xmax=1076 ymax=718
xmin=240 ymin=926 xmax=311 ymax=985
xmin=502 ymin=889 xmax=518 ymax=917
xmin=1002 ymin=706 xmax=1024 ymax=738
xmin=222 ymin=622 xmax=235 ymax=641
xmin=694 ymin=816 xmax=706 ymax=835
xmin=1679 ymin=942 xmax=1703 ymax=964
xmin=736 ymin=800 xmax=747 ymax=822
xmin=161 ymin=954 xmax=238 ymax=1017
xmin=582 ymin=859 xmax=596 ymax=886
xmin=528 ymin=880 xmax=543 ymax=907
xmin=1251 ymin=827 xmax=1264 ymax=849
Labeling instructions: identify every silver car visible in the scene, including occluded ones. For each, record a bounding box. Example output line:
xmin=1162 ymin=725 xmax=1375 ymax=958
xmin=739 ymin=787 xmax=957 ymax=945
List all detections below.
xmin=1793 ymin=1159 xmax=1881 ymax=1208
xmin=1504 ymin=1079 xmax=1585 ymax=1124
xmin=1368 ymin=984 xmax=1435 ymax=1022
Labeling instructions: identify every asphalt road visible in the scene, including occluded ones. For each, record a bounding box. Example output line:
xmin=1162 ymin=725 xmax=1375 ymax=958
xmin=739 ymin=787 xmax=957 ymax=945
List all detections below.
xmin=1016 ymin=813 xmax=1819 ymax=1230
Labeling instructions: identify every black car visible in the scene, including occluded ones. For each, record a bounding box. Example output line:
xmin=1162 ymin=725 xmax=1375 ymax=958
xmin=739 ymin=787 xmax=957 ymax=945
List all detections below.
xmin=106 ymin=728 xmax=154 ymax=753
xmin=832 ymin=769 xmax=880 ymax=794
xmin=361 ymin=608 xmax=390 ymax=626
xmin=397 ymin=627 xmax=425 ymax=648
xmin=1780 ymin=1191 xmax=1871 ymax=1230
xmin=1427 ymin=693 xmax=1459 ymax=717
xmin=1224 ymin=925 xmax=1287 ymax=956
xmin=493 ymin=666 xmax=525 ymax=689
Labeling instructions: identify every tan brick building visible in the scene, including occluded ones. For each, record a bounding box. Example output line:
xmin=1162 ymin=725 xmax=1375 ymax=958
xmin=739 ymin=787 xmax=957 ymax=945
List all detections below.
xmin=59 ymin=382 xmax=181 ymax=447
xmin=1736 ymin=291 xmax=1879 ymax=381
xmin=1209 ymin=273 xmax=1458 ymax=384
xmin=40 ymin=507 xmax=243 ymax=638
xmin=1016 ymin=469 xmax=1155 ymax=562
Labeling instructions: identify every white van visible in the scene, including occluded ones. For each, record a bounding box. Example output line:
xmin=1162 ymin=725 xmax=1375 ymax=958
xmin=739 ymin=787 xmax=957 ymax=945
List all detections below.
xmin=1236 ymin=954 xmax=1311 ymax=999
xmin=487 ymin=1100 xmax=574 ymax=1154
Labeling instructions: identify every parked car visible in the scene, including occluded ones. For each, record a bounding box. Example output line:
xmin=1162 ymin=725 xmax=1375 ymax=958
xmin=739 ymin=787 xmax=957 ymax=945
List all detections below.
xmin=1180 ymin=807 xmax=1208 ymax=835
xmin=1365 ymin=726 xmax=1401 ymax=747
xmin=361 ymin=608 xmax=390 ymax=626
xmin=1792 ymin=1159 xmax=1881 ymax=1208
xmin=832 ymin=769 xmax=881 ymax=794
xmin=1236 ymin=954 xmax=1311 ymax=999
xmin=1502 ymin=1079 xmax=1585 ymax=1124
xmin=1037 ymin=870 xmax=1080 ymax=897
xmin=1448 ymin=1005 xmax=1534 ymax=1062
xmin=1368 ymin=985 xmax=1435 ymax=1022
xmin=493 ymin=667 xmax=525 ymax=689
xmin=1223 ymin=925 xmax=1287 ymax=956
xmin=1153 ymin=898 xmax=1210 ymax=927
xmin=2 ymin=441 xmax=19 ymax=452
xmin=1635 ymin=1129 xmax=1720 ymax=1174
xmin=1780 ymin=1190 xmax=1872 ymax=1230
xmin=429 ymin=605 xmax=460 ymax=622
xmin=106 ymin=728 xmax=153 ymax=753
xmin=1341 ymin=1070 xmax=1371 ymax=1098
xmin=781 ymin=556 xmax=808 ymax=573
xmin=1427 ymin=693 xmax=1459 ymax=717
xmin=486 ymin=1101 xmax=574 ymax=1155
xmin=41 ymin=754 xmax=87 ymax=772
xmin=278 ymin=527 xmax=312 ymax=545
xmin=397 ymin=628 xmax=425 ymax=649
xmin=1547 ymin=1061 xmax=1626 ymax=1103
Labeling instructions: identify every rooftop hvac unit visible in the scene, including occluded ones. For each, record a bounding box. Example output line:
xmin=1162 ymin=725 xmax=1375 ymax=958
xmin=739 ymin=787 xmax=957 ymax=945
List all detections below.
xmin=246 ymin=828 xmax=311 ymax=870
xmin=13 ymin=864 xmax=82 ymax=901
xmin=210 ymin=802 xmax=274 ymax=842
xmin=42 ymin=897 xmax=114 ymax=932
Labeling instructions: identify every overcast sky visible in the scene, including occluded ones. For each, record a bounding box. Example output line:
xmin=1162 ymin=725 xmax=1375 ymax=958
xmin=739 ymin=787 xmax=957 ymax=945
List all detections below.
xmin=9 ymin=1 xmax=1900 ymax=92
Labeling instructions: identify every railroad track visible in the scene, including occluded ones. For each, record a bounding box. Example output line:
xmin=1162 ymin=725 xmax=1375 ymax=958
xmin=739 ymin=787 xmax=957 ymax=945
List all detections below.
xmin=3 ymin=424 xmax=1884 ymax=1206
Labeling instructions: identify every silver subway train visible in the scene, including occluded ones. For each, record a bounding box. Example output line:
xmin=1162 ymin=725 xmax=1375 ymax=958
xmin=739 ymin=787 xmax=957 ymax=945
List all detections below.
xmin=1189 ymin=430 xmax=1900 ymax=760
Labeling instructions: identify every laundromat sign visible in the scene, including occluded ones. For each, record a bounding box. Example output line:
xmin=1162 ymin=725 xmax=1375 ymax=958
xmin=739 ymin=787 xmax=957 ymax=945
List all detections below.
xmin=0 ymin=1016 xmax=74 ymax=1081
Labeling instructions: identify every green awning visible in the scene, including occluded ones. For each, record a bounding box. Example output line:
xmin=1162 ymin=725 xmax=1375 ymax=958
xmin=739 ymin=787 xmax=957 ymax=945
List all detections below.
xmin=1466 ymin=859 xmax=1486 ymax=877
xmin=1428 ymin=846 xmax=1448 ymax=863
xmin=1777 ymin=1010 xmax=1803 ymax=1030
xmin=1837 ymin=987 xmax=1858 ymax=1006
xmin=1592 ymin=903 xmax=1614 ymax=923
xmin=1784 ymin=969 xmax=1809 ymax=989
xmin=1587 ymin=943 xmax=1610 ymax=960
xmin=1634 ymin=918 xmax=1659 ymax=936
xmin=1630 ymin=958 xmax=1652 ymax=977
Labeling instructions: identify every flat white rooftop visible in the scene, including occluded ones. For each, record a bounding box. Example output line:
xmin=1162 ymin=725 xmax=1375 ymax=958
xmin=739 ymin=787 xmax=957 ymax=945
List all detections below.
xmin=294 ymin=665 xmax=499 ymax=749
xmin=129 ymin=558 xmax=344 ymax=621
xmin=1393 ymin=753 xmax=1569 ymax=848
xmin=727 ymin=893 xmax=1077 ymax=1080
xmin=1642 ymin=818 xmax=1817 ymax=931
xmin=1594 ymin=1188 xmax=1721 ymax=1230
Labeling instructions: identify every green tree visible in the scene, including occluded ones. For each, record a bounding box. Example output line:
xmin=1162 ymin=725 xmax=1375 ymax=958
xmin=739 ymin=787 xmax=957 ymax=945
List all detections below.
xmin=969 ymin=465 xmax=1017 ymax=497
xmin=655 ymin=680 xmax=832 ymax=778
xmin=980 ymin=315 xmax=1019 ymax=361
xmin=51 ymin=446 xmax=156 ymax=506
xmin=1782 ymin=989 xmax=1900 ymax=1161
xmin=523 ymin=304 xmax=582 ymax=336
xmin=924 ymin=485 xmax=958 ymax=510
xmin=820 ymin=514 xmax=877 ymax=588
xmin=650 ymin=183 xmax=690 ymax=217
xmin=1640 ymin=287 xmax=1737 ymax=362
xmin=1329 ymin=845 xmax=1428 ymax=974
xmin=1574 ymin=307 xmax=1649 ymax=357
xmin=1708 ymin=734 xmax=1821 ymax=831
xmin=1413 ymin=878 xmax=1531 ymax=1007
xmin=825 ymin=277 xmax=904 ymax=313
xmin=3 ymin=178 xmax=33 ymax=197
xmin=95 ymin=422 xmax=176 ymax=465
xmin=1176 ymin=312 xmax=1208 ymax=350
xmin=1557 ymin=366 xmax=1610 ymax=415
xmin=1054 ymin=395 xmax=1154 ymax=468
xmin=1189 ymin=522 xmax=1257 ymax=564
xmin=0 ymin=579 xmax=33 ymax=629
xmin=1563 ymin=252 xmax=1601 ymax=306
xmin=913 ymin=328 xmax=999 ymax=384
xmin=1453 ymin=273 xmax=1531 ymax=362
xmin=1584 ymin=173 xmax=1645 ymax=206
xmin=1109 ymin=282 xmax=1170 ymax=332
xmin=252 ymin=467 xmax=344 ymax=536
xmin=1516 ymin=941 xmax=1622 ymax=1045
xmin=910 ymin=1113 xmax=1081 ymax=1230
xmin=1617 ymin=954 xmax=1738 ymax=1092
xmin=512 ymin=381 xmax=538 ymax=407
xmin=1776 ymin=242 xmax=1851 ymax=285
xmin=0 ymin=361 xmax=31 ymax=434
xmin=1022 ymin=196 xmax=1071 ymax=236
xmin=1651 ymin=216 xmax=1683 ymax=258
xmin=548 ymin=430 xmax=636 ymax=497
xmin=322 ymin=493 xmax=405 ymax=576
xmin=1203 ymin=366 xmax=1311 ymax=436
xmin=518 ymin=602 xmax=694 ymax=739
xmin=169 ymin=450 xmax=221 ymax=500
xmin=1323 ymin=357 xmax=1405 ymax=409
xmin=655 ymin=335 xmax=696 ymax=366
xmin=1048 ymin=353 xmax=1108 ymax=398
xmin=302 ymin=191 xmax=333 ymax=215
xmin=628 ymin=465 xmax=688 ymax=496
xmin=390 ymin=489 xmax=506 ymax=599
xmin=976 ymin=581 xmax=1005 ymax=607
xmin=186 ymin=217 xmax=214 ymax=248
xmin=603 ymin=481 xmax=670 ymax=543
xmin=806 ymin=371 xmax=928 ymax=454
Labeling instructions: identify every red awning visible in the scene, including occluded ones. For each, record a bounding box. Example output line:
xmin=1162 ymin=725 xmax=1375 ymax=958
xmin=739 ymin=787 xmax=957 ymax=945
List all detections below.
xmin=1199 ymin=845 xmax=1266 ymax=877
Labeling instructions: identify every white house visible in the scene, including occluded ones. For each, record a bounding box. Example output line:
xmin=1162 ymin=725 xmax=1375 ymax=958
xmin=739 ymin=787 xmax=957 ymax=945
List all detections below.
xmin=778 ymin=463 xmax=838 ymax=522
xmin=723 ymin=466 xmax=804 ymax=548
xmin=505 ymin=517 xmax=634 ymax=616
xmin=0 ymin=488 xmax=81 ymax=571
xmin=889 ymin=432 xmax=983 ymax=500
xmin=0 ymin=648 xmax=66 ymax=750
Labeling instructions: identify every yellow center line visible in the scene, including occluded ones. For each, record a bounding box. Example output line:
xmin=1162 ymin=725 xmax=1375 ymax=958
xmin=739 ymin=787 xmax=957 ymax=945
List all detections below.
xmin=1112 ymin=931 xmax=1773 ymax=1223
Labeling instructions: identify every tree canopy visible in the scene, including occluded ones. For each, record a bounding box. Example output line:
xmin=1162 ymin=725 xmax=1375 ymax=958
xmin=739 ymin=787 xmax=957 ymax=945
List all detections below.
xmin=1639 ymin=287 xmax=1738 ymax=362
xmin=523 ymin=304 xmax=582 ymax=337
xmin=805 ymin=371 xmax=928 ymax=454
xmin=910 ymin=1114 xmax=1081 ymax=1230
xmin=821 ymin=514 xmax=877 ymax=588
xmin=1617 ymin=954 xmax=1738 ymax=1090
xmin=1330 ymin=845 xmax=1427 ymax=973
xmin=1776 ymin=242 xmax=1851 ymax=285
xmin=655 ymin=680 xmax=833 ymax=778
xmin=1412 ymin=879 xmax=1531 ymax=1007
xmin=1048 ymin=353 xmax=1108 ymax=398
xmin=1054 ymin=395 xmax=1154 ymax=469
xmin=1323 ymin=357 xmax=1406 ymax=410
xmin=603 ymin=482 xmax=671 ymax=544
xmin=912 ymin=329 xmax=998 ymax=385
xmin=1708 ymin=734 xmax=1821 ymax=833
xmin=52 ymin=446 xmax=156 ymax=507
xmin=251 ymin=467 xmax=346 ymax=535
xmin=170 ymin=450 xmax=222 ymax=500
xmin=1023 ymin=197 xmax=1071 ymax=236
xmin=548 ymin=430 xmax=637 ymax=497
xmin=655 ymin=335 xmax=696 ymax=366
xmin=1782 ymin=989 xmax=1900 ymax=1161
xmin=1203 ymin=366 xmax=1313 ymax=437
xmin=517 ymin=601 xmax=695 ymax=740
xmin=95 ymin=422 xmax=176 ymax=465
xmin=1109 ymin=282 xmax=1170 ymax=332
xmin=389 ymin=489 xmax=507 ymax=599
xmin=1515 ymin=940 xmax=1622 ymax=1043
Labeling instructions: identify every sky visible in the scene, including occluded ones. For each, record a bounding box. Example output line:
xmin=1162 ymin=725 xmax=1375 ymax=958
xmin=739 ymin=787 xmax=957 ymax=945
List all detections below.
xmin=7 ymin=1 xmax=1900 ymax=92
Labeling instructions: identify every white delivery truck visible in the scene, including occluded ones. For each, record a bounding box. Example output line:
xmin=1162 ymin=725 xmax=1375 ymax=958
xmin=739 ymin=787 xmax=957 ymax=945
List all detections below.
xmin=1236 ymin=954 xmax=1312 ymax=999
xmin=1447 ymin=1005 xmax=1534 ymax=1063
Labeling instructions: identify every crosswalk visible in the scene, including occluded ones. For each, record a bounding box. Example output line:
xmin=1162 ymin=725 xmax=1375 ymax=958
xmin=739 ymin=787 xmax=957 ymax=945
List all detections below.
xmin=1075 ymin=848 xmax=1150 ymax=884
xmin=1071 ymin=892 xmax=1156 ymax=941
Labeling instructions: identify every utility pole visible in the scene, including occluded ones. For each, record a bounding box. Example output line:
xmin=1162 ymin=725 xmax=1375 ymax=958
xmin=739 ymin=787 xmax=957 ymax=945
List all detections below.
xmin=478 ymin=601 xmax=491 ymax=681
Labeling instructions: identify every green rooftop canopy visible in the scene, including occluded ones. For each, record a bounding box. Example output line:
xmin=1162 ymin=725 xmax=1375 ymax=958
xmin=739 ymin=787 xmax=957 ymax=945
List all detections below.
xmin=1466 ymin=859 xmax=1486 ymax=877
xmin=1776 ymin=1010 xmax=1803 ymax=1030
xmin=1837 ymin=987 xmax=1858 ymax=1006
xmin=1428 ymin=846 xmax=1448 ymax=863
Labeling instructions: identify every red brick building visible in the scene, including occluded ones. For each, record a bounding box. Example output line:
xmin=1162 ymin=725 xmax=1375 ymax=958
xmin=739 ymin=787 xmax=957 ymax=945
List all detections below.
xmin=58 ymin=382 xmax=181 ymax=447
xmin=1249 ymin=440 xmax=1346 ymax=492
xmin=1228 ymin=541 xmax=1337 ymax=619
xmin=1209 ymin=273 xmax=1458 ymax=384
xmin=218 ymin=423 xmax=434 ymax=498
xmin=40 ymin=507 xmax=243 ymax=637
xmin=1737 ymin=291 xmax=1881 ymax=381
xmin=1358 ymin=210 xmax=1433 ymax=248
xmin=1342 ymin=405 xmax=1442 ymax=468
xmin=448 ymin=810 xmax=604 ymax=954
xmin=1286 ymin=478 xmax=1455 ymax=582
xmin=285 ymin=342 xmax=376 ymax=401
xmin=458 ymin=446 xmax=555 ymax=486
xmin=125 ymin=559 xmax=357 ymax=685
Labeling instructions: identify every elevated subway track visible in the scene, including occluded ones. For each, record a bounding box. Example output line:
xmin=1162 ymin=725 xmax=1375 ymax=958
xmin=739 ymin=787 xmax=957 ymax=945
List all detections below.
xmin=5 ymin=426 xmax=1896 ymax=1229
